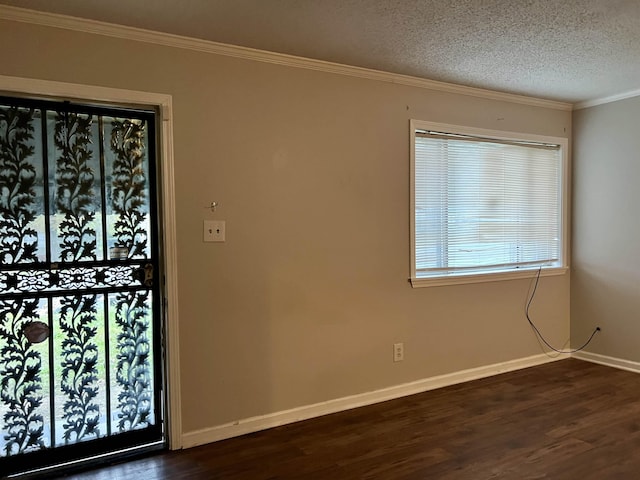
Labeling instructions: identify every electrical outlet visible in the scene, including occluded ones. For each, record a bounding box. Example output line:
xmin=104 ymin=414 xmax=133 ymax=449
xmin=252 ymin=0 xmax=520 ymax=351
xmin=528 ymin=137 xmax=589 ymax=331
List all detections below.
xmin=393 ymin=342 xmax=404 ymax=362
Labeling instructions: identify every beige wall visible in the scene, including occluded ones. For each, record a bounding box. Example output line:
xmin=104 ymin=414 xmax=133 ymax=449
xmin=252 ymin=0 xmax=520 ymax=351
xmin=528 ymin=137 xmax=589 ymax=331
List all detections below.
xmin=0 ymin=19 xmax=571 ymax=435
xmin=572 ymin=98 xmax=640 ymax=360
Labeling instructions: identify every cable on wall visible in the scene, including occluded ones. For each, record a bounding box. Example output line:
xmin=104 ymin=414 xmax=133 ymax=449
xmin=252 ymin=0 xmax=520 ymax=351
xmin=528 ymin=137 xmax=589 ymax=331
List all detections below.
xmin=526 ymin=267 xmax=600 ymax=354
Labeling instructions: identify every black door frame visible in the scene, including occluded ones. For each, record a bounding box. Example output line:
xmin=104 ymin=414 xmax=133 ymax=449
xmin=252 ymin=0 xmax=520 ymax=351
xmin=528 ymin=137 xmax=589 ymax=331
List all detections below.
xmin=0 ymin=90 xmax=178 ymax=477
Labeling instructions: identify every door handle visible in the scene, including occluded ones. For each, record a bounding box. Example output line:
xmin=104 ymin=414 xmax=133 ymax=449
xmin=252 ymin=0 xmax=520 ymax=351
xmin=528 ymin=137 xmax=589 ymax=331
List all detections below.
xmin=132 ymin=263 xmax=154 ymax=287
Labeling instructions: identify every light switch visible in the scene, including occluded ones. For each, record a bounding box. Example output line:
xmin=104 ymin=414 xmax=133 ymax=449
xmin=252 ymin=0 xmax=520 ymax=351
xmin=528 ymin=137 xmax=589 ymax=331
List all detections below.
xmin=204 ymin=220 xmax=225 ymax=242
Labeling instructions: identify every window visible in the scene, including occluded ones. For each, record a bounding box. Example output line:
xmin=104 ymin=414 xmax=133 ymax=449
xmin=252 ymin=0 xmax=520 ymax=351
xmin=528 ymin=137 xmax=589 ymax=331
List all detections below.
xmin=410 ymin=120 xmax=568 ymax=287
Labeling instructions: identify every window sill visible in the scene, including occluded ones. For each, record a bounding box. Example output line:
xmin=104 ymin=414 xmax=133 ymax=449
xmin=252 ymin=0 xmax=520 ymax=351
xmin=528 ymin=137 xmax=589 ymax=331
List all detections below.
xmin=410 ymin=266 xmax=569 ymax=288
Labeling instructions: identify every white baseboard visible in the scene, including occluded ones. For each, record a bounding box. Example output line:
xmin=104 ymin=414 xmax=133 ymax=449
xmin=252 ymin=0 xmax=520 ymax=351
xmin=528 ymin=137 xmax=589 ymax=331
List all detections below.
xmin=181 ymin=353 xmax=567 ymax=449
xmin=572 ymin=351 xmax=640 ymax=374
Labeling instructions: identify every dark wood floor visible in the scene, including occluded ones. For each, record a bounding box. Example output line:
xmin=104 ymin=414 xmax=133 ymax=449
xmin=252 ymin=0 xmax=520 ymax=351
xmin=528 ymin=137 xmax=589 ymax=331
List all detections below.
xmin=53 ymin=358 xmax=640 ymax=479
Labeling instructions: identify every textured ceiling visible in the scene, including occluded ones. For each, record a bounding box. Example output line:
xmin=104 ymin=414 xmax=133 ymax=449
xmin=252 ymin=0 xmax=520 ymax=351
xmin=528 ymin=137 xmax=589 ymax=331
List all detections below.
xmin=1 ymin=0 xmax=639 ymax=104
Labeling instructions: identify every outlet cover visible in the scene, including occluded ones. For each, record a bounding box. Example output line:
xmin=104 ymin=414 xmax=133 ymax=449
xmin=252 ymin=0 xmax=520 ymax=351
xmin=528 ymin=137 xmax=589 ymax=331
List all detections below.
xmin=393 ymin=342 xmax=404 ymax=362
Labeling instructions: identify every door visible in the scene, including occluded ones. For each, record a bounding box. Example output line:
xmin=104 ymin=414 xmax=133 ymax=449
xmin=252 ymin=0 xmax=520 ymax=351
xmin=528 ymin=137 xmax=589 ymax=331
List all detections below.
xmin=0 ymin=96 xmax=164 ymax=477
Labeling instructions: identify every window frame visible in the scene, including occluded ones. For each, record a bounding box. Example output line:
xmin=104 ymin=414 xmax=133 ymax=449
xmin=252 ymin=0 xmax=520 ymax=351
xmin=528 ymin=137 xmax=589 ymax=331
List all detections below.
xmin=410 ymin=120 xmax=569 ymax=288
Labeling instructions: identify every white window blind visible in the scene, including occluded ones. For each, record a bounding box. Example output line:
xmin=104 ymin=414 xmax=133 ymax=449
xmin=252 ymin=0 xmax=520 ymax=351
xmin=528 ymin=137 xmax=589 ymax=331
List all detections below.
xmin=412 ymin=125 xmax=565 ymax=282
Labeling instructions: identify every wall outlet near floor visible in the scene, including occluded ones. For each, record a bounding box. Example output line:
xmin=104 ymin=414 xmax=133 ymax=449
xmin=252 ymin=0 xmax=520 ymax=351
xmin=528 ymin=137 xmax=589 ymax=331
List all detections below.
xmin=393 ymin=342 xmax=404 ymax=362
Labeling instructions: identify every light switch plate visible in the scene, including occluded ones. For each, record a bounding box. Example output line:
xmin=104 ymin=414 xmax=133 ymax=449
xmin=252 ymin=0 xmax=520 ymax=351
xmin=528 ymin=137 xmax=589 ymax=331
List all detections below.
xmin=204 ymin=220 xmax=225 ymax=242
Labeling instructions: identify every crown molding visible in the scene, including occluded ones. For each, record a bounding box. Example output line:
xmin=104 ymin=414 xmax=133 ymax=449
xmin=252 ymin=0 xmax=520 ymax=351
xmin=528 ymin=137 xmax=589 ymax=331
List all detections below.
xmin=0 ymin=5 xmax=572 ymax=111
xmin=573 ymin=88 xmax=640 ymax=110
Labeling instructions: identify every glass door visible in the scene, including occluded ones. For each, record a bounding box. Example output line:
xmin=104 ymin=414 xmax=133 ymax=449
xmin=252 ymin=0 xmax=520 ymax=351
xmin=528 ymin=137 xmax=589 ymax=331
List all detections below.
xmin=0 ymin=96 xmax=164 ymax=477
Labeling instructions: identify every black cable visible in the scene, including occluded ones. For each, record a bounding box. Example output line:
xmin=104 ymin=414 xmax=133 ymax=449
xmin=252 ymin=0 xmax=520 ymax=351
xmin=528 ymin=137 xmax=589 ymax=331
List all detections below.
xmin=526 ymin=267 xmax=600 ymax=354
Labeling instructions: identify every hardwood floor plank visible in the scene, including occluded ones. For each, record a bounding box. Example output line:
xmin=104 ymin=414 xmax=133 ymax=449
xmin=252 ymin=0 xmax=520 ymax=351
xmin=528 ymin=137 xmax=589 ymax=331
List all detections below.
xmin=51 ymin=359 xmax=640 ymax=480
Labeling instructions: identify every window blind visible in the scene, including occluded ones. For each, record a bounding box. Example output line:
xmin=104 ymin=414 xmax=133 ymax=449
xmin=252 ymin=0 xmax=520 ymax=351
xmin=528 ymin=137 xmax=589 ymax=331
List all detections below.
xmin=414 ymin=131 xmax=562 ymax=278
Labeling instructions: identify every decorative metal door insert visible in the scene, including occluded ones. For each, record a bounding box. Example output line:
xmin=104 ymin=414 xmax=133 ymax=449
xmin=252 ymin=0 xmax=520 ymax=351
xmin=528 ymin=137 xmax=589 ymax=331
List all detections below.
xmin=0 ymin=96 xmax=163 ymax=477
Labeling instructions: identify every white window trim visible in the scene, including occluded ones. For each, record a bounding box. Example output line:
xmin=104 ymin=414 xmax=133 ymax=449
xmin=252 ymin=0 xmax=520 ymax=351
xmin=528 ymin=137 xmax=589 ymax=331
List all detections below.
xmin=409 ymin=120 xmax=570 ymax=288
